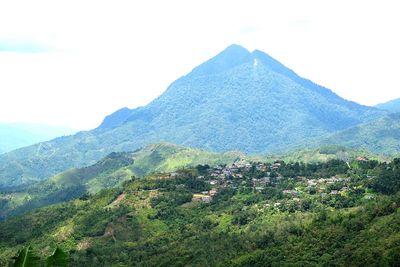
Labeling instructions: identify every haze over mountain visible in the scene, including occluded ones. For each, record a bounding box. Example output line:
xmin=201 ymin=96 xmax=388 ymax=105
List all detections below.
xmin=375 ymin=97 xmax=400 ymax=113
xmin=315 ymin=113 xmax=400 ymax=155
xmin=0 ymin=123 xmax=76 ymax=154
xmin=0 ymin=45 xmax=386 ymax=188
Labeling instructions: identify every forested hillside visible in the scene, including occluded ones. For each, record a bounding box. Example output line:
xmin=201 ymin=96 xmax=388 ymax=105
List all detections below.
xmin=2 ymin=157 xmax=399 ymax=266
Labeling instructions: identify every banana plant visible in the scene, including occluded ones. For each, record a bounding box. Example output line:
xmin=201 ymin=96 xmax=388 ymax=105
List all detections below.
xmin=45 ymin=247 xmax=69 ymax=267
xmin=11 ymin=246 xmax=40 ymax=267
xmin=11 ymin=246 xmax=68 ymax=267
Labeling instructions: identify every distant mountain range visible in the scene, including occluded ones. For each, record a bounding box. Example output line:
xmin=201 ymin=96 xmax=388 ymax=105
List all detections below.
xmin=375 ymin=98 xmax=400 ymax=113
xmin=0 ymin=44 xmax=391 ymax=188
xmin=316 ymin=113 xmax=400 ymax=155
xmin=0 ymin=123 xmax=76 ymax=154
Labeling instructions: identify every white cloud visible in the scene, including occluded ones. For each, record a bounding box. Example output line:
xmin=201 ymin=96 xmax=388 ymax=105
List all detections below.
xmin=0 ymin=0 xmax=399 ymax=129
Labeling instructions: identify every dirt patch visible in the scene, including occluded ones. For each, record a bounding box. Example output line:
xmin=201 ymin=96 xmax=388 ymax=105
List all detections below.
xmin=77 ymin=240 xmax=91 ymax=251
xmin=108 ymin=193 xmax=126 ymax=208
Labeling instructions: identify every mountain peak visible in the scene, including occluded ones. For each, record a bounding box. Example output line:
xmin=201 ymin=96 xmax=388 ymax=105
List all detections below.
xmin=223 ymin=44 xmax=250 ymax=54
xmin=188 ymin=44 xmax=251 ymax=77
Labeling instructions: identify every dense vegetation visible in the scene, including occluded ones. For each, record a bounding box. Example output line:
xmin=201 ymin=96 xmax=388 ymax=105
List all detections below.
xmin=1 ymin=157 xmax=399 ymax=266
xmin=0 ymin=44 xmax=385 ymax=188
xmin=0 ymin=143 xmax=244 ymax=218
xmin=0 ymin=143 xmax=386 ymax=219
xmin=316 ymin=113 xmax=400 ymax=155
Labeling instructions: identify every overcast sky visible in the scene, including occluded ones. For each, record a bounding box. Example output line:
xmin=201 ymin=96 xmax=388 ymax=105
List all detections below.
xmin=0 ymin=0 xmax=399 ymax=129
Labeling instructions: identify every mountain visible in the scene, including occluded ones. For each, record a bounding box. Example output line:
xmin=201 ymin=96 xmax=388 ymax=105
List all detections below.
xmin=375 ymin=97 xmax=400 ymax=113
xmin=315 ymin=113 xmax=400 ymax=155
xmin=0 ymin=123 xmax=76 ymax=154
xmin=0 ymin=44 xmax=385 ymax=188
xmin=0 ymin=143 xmax=245 ymax=218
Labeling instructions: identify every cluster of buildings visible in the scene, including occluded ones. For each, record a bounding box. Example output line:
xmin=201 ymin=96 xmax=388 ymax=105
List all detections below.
xmin=158 ymin=157 xmax=371 ymax=206
xmin=192 ymin=160 xmax=279 ymax=203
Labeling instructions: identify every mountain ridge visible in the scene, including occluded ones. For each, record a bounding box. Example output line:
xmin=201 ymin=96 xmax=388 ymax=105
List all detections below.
xmin=375 ymin=97 xmax=400 ymax=113
xmin=0 ymin=44 xmax=386 ymax=188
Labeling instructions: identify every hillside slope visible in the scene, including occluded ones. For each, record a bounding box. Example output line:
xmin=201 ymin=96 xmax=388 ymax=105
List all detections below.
xmin=0 ymin=44 xmax=385 ymax=188
xmin=1 ymin=158 xmax=399 ymax=266
xmin=0 ymin=143 xmax=244 ymax=218
xmin=315 ymin=113 xmax=400 ymax=155
xmin=375 ymin=97 xmax=400 ymax=113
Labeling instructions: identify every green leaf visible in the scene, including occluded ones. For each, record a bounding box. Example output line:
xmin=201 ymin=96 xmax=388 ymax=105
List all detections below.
xmin=45 ymin=247 xmax=69 ymax=267
xmin=12 ymin=246 xmax=41 ymax=267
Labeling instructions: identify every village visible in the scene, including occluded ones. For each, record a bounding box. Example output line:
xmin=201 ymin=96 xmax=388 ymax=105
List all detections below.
xmin=156 ymin=157 xmax=375 ymax=210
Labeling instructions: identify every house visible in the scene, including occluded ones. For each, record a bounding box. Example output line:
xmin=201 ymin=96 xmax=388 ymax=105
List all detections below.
xmin=253 ymin=177 xmax=270 ymax=188
xmin=307 ymin=180 xmax=317 ymax=186
xmin=283 ymin=190 xmax=299 ymax=196
xmin=356 ymin=156 xmax=369 ymax=162
xmin=192 ymin=194 xmax=212 ymax=203
xmin=256 ymin=163 xmax=267 ymax=171
xmin=271 ymin=162 xmax=281 ymax=170
xmin=209 ymin=189 xmax=218 ymax=196
xmin=330 ymin=190 xmax=338 ymax=195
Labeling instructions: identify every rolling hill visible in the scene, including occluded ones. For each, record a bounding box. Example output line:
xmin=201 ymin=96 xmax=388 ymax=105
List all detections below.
xmin=315 ymin=113 xmax=400 ymax=155
xmin=0 ymin=143 xmax=245 ymax=218
xmin=375 ymin=97 xmax=400 ymax=113
xmin=0 ymin=44 xmax=385 ymax=188
xmin=1 ymin=142 xmax=388 ymax=219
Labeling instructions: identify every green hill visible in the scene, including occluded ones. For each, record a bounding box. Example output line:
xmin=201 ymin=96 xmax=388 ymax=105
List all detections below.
xmin=271 ymin=145 xmax=390 ymax=163
xmin=1 ymin=157 xmax=399 ymax=266
xmin=0 ymin=143 xmax=245 ymax=218
xmin=315 ymin=113 xmax=400 ymax=155
xmin=0 ymin=45 xmax=385 ymax=188
xmin=375 ymin=98 xmax=400 ymax=113
xmin=2 ymin=142 xmax=386 ymax=220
